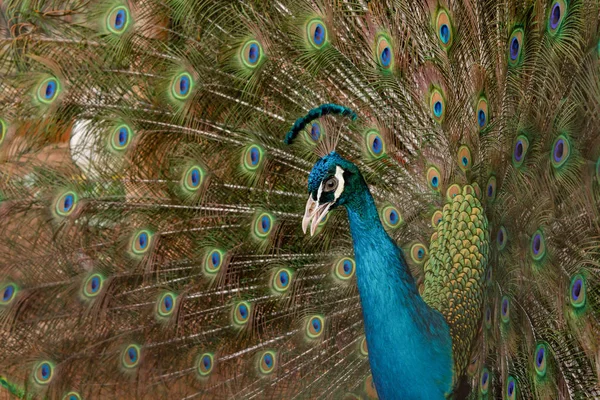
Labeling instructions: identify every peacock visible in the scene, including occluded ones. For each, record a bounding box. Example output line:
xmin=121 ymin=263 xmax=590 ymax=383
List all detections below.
xmin=0 ymin=0 xmax=599 ymax=398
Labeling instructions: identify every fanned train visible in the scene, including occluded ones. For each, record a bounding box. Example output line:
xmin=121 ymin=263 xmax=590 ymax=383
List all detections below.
xmin=0 ymin=0 xmax=599 ymax=398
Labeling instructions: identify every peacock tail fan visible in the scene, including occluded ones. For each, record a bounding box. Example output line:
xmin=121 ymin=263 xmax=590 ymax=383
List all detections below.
xmin=0 ymin=0 xmax=599 ymax=398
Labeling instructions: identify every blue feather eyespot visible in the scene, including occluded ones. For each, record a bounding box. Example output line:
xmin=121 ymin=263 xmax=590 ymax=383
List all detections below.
xmin=534 ymin=343 xmax=547 ymax=376
xmin=171 ymin=72 xmax=193 ymax=101
xmin=307 ymin=19 xmax=328 ymax=49
xmin=476 ymin=97 xmax=489 ymax=129
xmin=381 ymin=205 xmax=402 ymax=229
xmin=376 ymin=35 xmax=393 ymax=69
xmin=305 ymin=121 xmax=323 ymax=143
xmin=595 ymin=157 xmax=600 ymax=185
xmin=204 ymin=248 xmax=224 ymax=274
xmin=106 ymin=5 xmax=131 ymax=34
xmin=240 ymin=40 xmax=264 ymax=69
xmin=197 ymin=353 xmax=214 ymax=377
xmin=366 ymin=130 xmax=385 ymax=158
xmin=506 ymin=376 xmax=517 ymax=400
xmin=359 ymin=336 xmax=368 ymax=356
xmin=551 ymin=134 xmax=570 ymax=169
xmin=457 ymin=145 xmax=472 ymax=172
xmin=548 ymin=0 xmax=566 ymax=34
xmin=486 ymin=267 xmax=492 ymax=284
xmin=258 ymin=350 xmax=276 ymax=375
xmin=0 ymin=283 xmax=17 ymax=306
xmin=243 ymin=144 xmax=264 ymax=171
xmin=36 ymin=77 xmax=61 ymax=104
xmin=431 ymin=210 xmax=443 ymax=227
xmin=122 ymin=344 xmax=141 ymax=369
xmin=34 ymin=361 xmax=54 ymax=385
xmin=253 ymin=212 xmax=273 ymax=239
xmin=569 ymin=274 xmax=586 ymax=308
xmin=272 ymin=268 xmax=293 ymax=293
xmin=410 ymin=243 xmax=428 ymax=264
xmin=500 ymin=296 xmax=510 ymax=323
xmin=55 ymin=191 xmax=78 ymax=217
xmin=63 ymin=392 xmax=81 ymax=400
xmin=427 ymin=166 xmax=442 ymax=191
xmin=131 ymin=230 xmax=152 ymax=255
xmin=365 ymin=375 xmax=378 ymax=399
xmin=334 ymin=257 xmax=355 ymax=281
xmin=110 ymin=124 xmax=133 ymax=151
xmin=480 ymin=367 xmax=490 ymax=394
xmin=512 ymin=135 xmax=529 ymax=168
xmin=436 ymin=9 xmax=453 ymax=49
xmin=157 ymin=292 xmax=177 ymax=318
xmin=83 ymin=274 xmax=104 ymax=299
xmin=182 ymin=165 xmax=204 ymax=192
xmin=429 ymin=88 xmax=446 ymax=123
xmin=305 ymin=315 xmax=325 ymax=339
xmin=508 ymin=29 xmax=524 ymax=66
xmin=530 ymin=230 xmax=546 ymax=261
xmin=0 ymin=119 xmax=6 ymax=146
xmin=446 ymin=184 xmax=461 ymax=202
xmin=233 ymin=301 xmax=251 ymax=326
xmin=497 ymin=226 xmax=507 ymax=250
xmin=484 ymin=306 xmax=492 ymax=329
xmin=486 ymin=176 xmax=496 ymax=202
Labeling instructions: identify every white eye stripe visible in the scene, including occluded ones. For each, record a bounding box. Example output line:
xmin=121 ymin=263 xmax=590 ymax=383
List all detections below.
xmin=317 ymin=166 xmax=345 ymax=203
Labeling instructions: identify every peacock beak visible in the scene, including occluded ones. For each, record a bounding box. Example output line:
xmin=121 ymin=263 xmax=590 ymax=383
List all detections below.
xmin=302 ymin=195 xmax=332 ymax=236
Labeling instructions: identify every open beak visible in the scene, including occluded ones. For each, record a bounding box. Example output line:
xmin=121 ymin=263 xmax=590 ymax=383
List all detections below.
xmin=302 ymin=195 xmax=332 ymax=236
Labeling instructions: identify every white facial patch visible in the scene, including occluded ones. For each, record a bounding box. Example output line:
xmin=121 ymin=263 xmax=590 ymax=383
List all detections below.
xmin=317 ymin=165 xmax=345 ymax=203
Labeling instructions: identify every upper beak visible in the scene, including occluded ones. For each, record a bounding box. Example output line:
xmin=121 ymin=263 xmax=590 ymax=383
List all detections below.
xmin=302 ymin=195 xmax=332 ymax=236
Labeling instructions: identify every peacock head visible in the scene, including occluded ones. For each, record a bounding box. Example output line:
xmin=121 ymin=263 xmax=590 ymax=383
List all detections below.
xmin=303 ymin=151 xmax=362 ymax=235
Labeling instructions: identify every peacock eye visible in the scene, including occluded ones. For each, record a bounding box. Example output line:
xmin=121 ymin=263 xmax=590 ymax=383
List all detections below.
xmin=323 ymin=177 xmax=338 ymax=193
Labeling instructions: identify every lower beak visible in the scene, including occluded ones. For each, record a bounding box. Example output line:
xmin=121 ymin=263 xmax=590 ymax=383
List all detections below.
xmin=302 ymin=195 xmax=332 ymax=236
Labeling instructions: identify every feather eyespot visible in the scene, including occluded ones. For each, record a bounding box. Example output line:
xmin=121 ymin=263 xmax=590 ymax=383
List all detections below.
xmin=365 ymin=375 xmax=378 ymax=399
xmin=359 ymin=336 xmax=368 ymax=356
xmin=305 ymin=121 xmax=323 ymax=143
xmin=506 ymin=376 xmax=517 ymax=400
xmin=83 ymin=274 xmax=104 ymax=299
xmin=429 ymin=88 xmax=446 ymax=123
xmin=512 ymin=135 xmax=529 ymax=167
xmin=569 ymin=274 xmax=586 ymax=308
xmin=551 ymin=134 xmax=570 ymax=168
xmin=334 ymin=257 xmax=355 ymax=281
xmin=183 ymin=165 xmax=204 ymax=192
xmin=366 ymin=130 xmax=385 ymax=158
xmin=241 ymin=40 xmax=264 ymax=69
xmin=306 ymin=315 xmax=325 ymax=339
xmin=530 ymin=230 xmax=546 ymax=261
xmin=595 ymin=157 xmax=600 ymax=185
xmin=0 ymin=283 xmax=17 ymax=306
xmin=500 ymin=296 xmax=510 ymax=323
xmin=258 ymin=351 xmax=276 ymax=374
xmin=457 ymin=145 xmax=472 ymax=171
xmin=253 ymin=212 xmax=273 ymax=239
xmin=436 ymin=9 xmax=453 ymax=49
xmin=34 ymin=361 xmax=54 ymax=385
xmin=431 ymin=210 xmax=443 ymax=227
xmin=534 ymin=343 xmax=547 ymax=376
xmin=307 ymin=19 xmax=328 ymax=49
xmin=157 ymin=292 xmax=176 ymax=318
xmin=486 ymin=176 xmax=496 ymax=202
xmin=0 ymin=119 xmax=7 ymax=146
xmin=410 ymin=243 xmax=428 ymax=264
xmin=427 ymin=166 xmax=442 ymax=191
xmin=204 ymin=249 xmax=224 ymax=274
xmin=63 ymin=392 xmax=81 ymax=400
xmin=376 ymin=35 xmax=393 ymax=69
xmin=508 ymin=29 xmax=524 ymax=66
xmin=272 ymin=268 xmax=292 ymax=293
xmin=446 ymin=184 xmax=461 ymax=202
xmin=480 ymin=367 xmax=490 ymax=394
xmin=484 ymin=306 xmax=492 ymax=329
xmin=197 ymin=353 xmax=214 ymax=377
xmin=243 ymin=144 xmax=264 ymax=171
xmin=233 ymin=301 xmax=251 ymax=326
xmin=37 ymin=77 xmax=60 ymax=104
xmin=106 ymin=5 xmax=130 ymax=34
xmin=548 ymin=0 xmax=566 ymax=34
xmin=122 ymin=344 xmax=140 ymax=369
xmin=110 ymin=124 xmax=132 ymax=151
xmin=381 ymin=205 xmax=401 ymax=229
xmin=131 ymin=230 xmax=152 ymax=255
xmin=497 ymin=226 xmax=507 ymax=250
xmin=477 ymin=97 xmax=488 ymax=128
xmin=171 ymin=72 xmax=193 ymax=100
xmin=55 ymin=191 xmax=78 ymax=217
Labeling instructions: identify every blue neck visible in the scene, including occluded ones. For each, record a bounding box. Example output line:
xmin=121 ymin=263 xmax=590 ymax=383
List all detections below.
xmin=345 ymin=183 xmax=454 ymax=399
